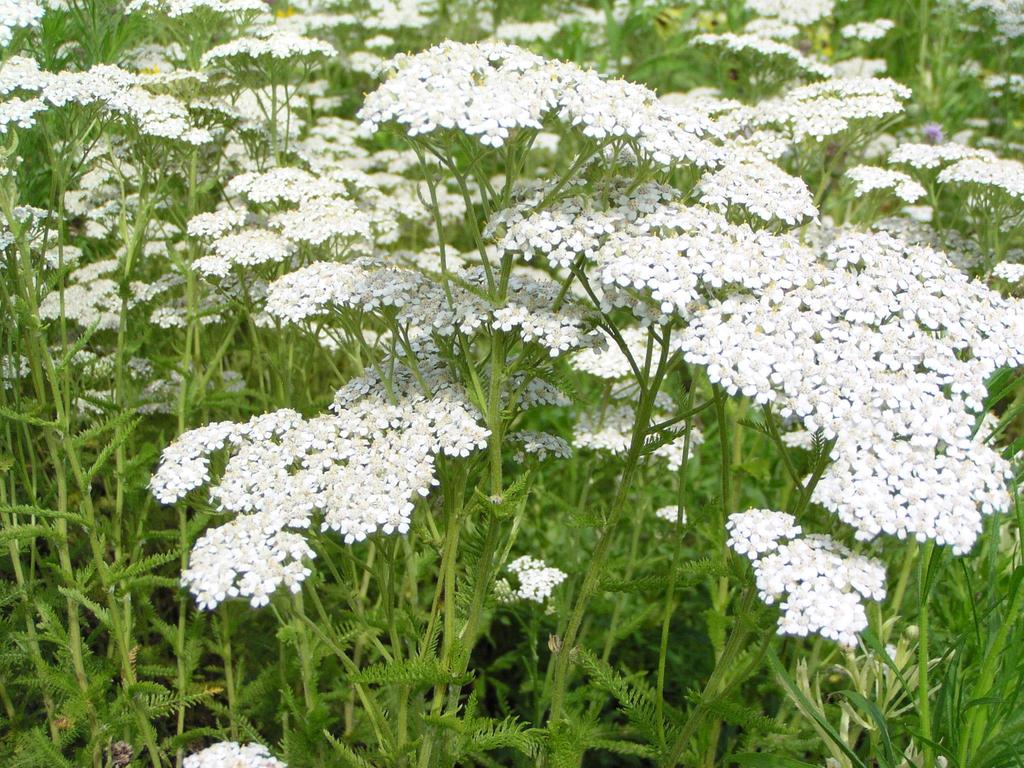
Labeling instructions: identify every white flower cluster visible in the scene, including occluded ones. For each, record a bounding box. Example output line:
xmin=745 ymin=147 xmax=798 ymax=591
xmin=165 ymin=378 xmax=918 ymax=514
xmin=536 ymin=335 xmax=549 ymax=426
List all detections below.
xmin=126 ymin=0 xmax=267 ymax=18
xmin=573 ymin=398 xmax=704 ymax=468
xmin=572 ymin=327 xmax=651 ymax=380
xmin=658 ymin=79 xmax=910 ymax=168
xmin=364 ymin=34 xmax=394 ymax=50
xmin=936 ymin=154 xmax=1024 ymax=202
xmin=508 ymin=373 xmax=572 ymax=410
xmin=727 ymin=510 xmax=887 ymax=646
xmin=573 ymin=403 xmax=635 ymax=454
xmin=746 ymin=0 xmax=834 ymax=24
xmin=888 ymin=141 xmax=989 ymax=170
xmin=781 ymin=429 xmax=816 ymax=450
xmin=0 ymin=94 xmax=44 ymax=130
xmin=594 ymin=202 xmax=812 ymax=321
xmin=725 ymin=508 xmax=803 ymax=557
xmin=193 ymin=229 xmax=295 ymax=278
xmin=744 ymin=18 xmax=801 ymax=41
xmin=235 ymin=166 xmax=387 ymax=243
xmin=832 ymin=57 xmax=889 ymax=80
xmin=493 ymin=180 xmax=1021 ymax=556
xmin=187 ymin=209 xmax=248 ymax=238
xmin=845 ymin=165 xmax=926 ymax=202
xmin=680 ymin=231 xmax=1020 ymax=553
xmin=656 ymin=427 xmax=706 ymax=471
xmin=960 ymin=0 xmax=1024 ymax=38
xmin=151 ymin=355 xmax=490 ymax=609
xmin=697 ymin=152 xmax=818 ymax=225
xmin=0 ymin=59 xmax=212 ymax=142
xmin=272 ymin=196 xmax=373 ymax=247
xmin=359 ymin=41 xmax=723 ymax=167
xmin=202 ymin=30 xmax=336 ymax=67
xmin=188 ymin=168 xmax=378 ymax=277
xmin=265 ymin=257 xmax=598 ymax=358
xmin=655 ymin=505 xmax=686 ymax=524
xmin=360 ymin=0 xmax=431 ymax=30
xmin=489 ymin=180 xmax=679 ymax=270
xmin=184 ymin=742 xmax=285 ymax=768
xmin=226 ymin=167 xmax=349 ymax=205
xmin=840 ymin=19 xmax=896 ymax=41
xmin=993 ymin=261 xmax=1024 ymax=282
xmin=38 ymin=259 xmax=178 ymax=330
xmin=1 ymin=353 xmax=28 ymax=389
xmin=758 ymin=78 xmax=912 ymax=143
xmin=984 ymin=72 xmax=1024 ymax=97
xmin=510 ymin=430 xmax=573 ymax=462
xmin=496 ymin=556 xmax=567 ymax=604
xmin=0 ymin=0 xmax=43 ymax=48
xmin=692 ymin=33 xmax=833 ymax=80
xmin=493 ymin=20 xmax=562 ymax=43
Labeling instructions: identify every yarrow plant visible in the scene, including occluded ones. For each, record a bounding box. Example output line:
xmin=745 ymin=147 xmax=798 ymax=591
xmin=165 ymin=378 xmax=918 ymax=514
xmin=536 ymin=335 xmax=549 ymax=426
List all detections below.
xmin=2 ymin=1 xmax=1023 ymax=767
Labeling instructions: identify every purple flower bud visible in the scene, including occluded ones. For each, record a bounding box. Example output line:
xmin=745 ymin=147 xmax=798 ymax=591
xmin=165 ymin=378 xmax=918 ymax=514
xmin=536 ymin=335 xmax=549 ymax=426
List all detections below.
xmin=923 ymin=122 xmax=944 ymax=145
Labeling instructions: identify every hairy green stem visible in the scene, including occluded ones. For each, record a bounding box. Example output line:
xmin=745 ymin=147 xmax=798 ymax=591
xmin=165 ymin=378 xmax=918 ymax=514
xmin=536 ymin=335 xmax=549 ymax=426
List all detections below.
xmin=655 ymin=376 xmax=698 ymax=746
xmin=547 ymin=329 xmax=673 ymax=725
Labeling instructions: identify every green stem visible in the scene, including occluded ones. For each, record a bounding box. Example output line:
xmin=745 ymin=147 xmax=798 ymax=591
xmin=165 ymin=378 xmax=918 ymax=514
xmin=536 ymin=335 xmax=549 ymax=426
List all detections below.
xmin=656 ymin=376 xmax=697 ymax=746
xmin=219 ymin=605 xmax=239 ymax=740
xmin=664 ymin=587 xmax=757 ymax=767
xmin=958 ymin=528 xmax=1024 ymax=764
xmin=918 ymin=541 xmax=934 ymax=767
xmin=547 ymin=330 xmax=672 ymax=724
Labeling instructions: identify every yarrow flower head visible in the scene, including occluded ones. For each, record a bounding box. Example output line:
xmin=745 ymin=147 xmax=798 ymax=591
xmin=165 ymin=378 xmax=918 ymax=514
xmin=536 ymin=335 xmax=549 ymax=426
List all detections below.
xmin=496 ymin=555 xmax=567 ymax=604
xmin=692 ymin=33 xmax=834 ymax=81
xmin=727 ymin=510 xmax=886 ymax=646
xmin=187 ymin=209 xmax=248 ymax=238
xmin=493 ymin=181 xmax=1023 ymax=561
xmin=846 ymin=165 xmax=927 ymax=203
xmin=265 ymin=255 xmax=599 ymax=358
xmin=888 ymin=142 xmax=988 ymax=170
xmin=193 ymin=229 xmax=295 ymax=278
xmin=937 ymin=153 xmax=1024 ymax=202
xmin=152 ymin=353 xmax=490 ymax=609
xmin=183 ymin=742 xmax=285 ymax=768
xmin=0 ymin=0 xmax=44 ymax=48
xmin=202 ymin=30 xmax=336 ymax=68
xmin=840 ymin=19 xmax=896 ymax=41
xmin=725 ymin=509 xmax=802 ymax=558
xmin=993 ymin=261 xmax=1024 ymax=282
xmin=755 ymin=77 xmax=912 ymax=143
xmin=359 ymin=41 xmax=723 ymax=167
xmin=746 ymin=0 xmax=835 ymax=25
xmin=39 ymin=259 xmax=178 ymax=330
xmin=125 ymin=0 xmax=267 ymax=19
xmin=697 ymin=151 xmax=819 ymax=225
xmin=510 ymin=430 xmax=573 ymax=462
xmin=655 ymin=505 xmax=686 ymax=524
xmin=0 ymin=61 xmax=213 ymax=142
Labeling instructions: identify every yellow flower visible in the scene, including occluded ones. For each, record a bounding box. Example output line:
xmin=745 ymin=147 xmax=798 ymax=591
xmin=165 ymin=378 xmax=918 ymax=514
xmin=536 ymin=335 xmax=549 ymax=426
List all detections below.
xmin=653 ymin=7 xmax=687 ymax=38
xmin=809 ymin=23 xmax=833 ymax=59
xmin=696 ymin=10 xmax=726 ymax=33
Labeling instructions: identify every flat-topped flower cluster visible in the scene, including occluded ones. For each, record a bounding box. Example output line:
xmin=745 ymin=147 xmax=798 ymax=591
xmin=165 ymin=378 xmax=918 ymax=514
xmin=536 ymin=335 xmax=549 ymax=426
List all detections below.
xmin=359 ymin=40 xmax=724 ymax=167
xmin=727 ymin=509 xmax=887 ymax=646
xmin=493 ymin=180 xmax=1023 ymax=556
xmin=152 ymin=353 xmax=489 ymax=609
